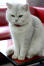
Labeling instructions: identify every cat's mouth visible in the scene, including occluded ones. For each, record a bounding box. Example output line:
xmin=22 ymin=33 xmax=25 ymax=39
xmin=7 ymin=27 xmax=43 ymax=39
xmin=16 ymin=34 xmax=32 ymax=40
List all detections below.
xmin=14 ymin=23 xmax=28 ymax=27
xmin=14 ymin=24 xmax=24 ymax=27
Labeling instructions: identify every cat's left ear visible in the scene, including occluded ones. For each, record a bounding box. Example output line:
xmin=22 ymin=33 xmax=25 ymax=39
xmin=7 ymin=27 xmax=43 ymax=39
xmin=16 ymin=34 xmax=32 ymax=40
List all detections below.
xmin=6 ymin=3 xmax=12 ymax=9
xmin=23 ymin=4 xmax=28 ymax=11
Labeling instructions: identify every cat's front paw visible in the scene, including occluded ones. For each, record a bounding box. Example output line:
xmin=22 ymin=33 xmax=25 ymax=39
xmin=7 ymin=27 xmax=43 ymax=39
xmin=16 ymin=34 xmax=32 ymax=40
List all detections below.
xmin=18 ymin=56 xmax=25 ymax=60
xmin=27 ymin=55 xmax=33 ymax=59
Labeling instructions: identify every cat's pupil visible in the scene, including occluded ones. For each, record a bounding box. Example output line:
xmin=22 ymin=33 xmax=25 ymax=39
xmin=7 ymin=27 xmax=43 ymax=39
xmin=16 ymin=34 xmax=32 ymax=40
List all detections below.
xmin=19 ymin=15 xmax=23 ymax=18
xmin=11 ymin=15 xmax=15 ymax=17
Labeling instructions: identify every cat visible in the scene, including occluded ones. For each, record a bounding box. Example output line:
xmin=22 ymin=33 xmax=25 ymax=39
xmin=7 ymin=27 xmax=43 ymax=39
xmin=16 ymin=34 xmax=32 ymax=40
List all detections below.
xmin=6 ymin=3 xmax=44 ymax=60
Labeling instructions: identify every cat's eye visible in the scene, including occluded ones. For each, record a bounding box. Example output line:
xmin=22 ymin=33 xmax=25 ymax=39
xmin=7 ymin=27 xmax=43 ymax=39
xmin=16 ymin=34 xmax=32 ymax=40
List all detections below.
xmin=11 ymin=15 xmax=15 ymax=17
xmin=19 ymin=15 xmax=23 ymax=18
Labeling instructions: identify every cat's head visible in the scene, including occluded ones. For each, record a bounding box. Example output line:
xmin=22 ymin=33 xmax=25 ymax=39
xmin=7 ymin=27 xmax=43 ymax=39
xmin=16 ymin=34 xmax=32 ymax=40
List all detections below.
xmin=6 ymin=3 xmax=31 ymax=27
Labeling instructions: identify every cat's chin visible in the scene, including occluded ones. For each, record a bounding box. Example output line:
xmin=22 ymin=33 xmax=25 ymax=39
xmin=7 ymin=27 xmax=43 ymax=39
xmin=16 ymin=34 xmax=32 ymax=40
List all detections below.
xmin=13 ymin=23 xmax=28 ymax=27
xmin=13 ymin=24 xmax=25 ymax=27
xmin=14 ymin=24 xmax=22 ymax=27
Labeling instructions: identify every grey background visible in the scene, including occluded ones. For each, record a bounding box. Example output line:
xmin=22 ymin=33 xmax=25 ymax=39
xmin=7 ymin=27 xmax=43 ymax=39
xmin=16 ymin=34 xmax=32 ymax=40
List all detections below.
xmin=27 ymin=0 xmax=44 ymax=7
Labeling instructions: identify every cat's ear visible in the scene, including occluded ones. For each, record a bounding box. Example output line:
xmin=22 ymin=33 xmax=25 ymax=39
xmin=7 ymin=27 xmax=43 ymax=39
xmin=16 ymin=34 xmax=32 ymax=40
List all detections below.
xmin=23 ymin=4 xmax=28 ymax=11
xmin=6 ymin=3 xmax=12 ymax=9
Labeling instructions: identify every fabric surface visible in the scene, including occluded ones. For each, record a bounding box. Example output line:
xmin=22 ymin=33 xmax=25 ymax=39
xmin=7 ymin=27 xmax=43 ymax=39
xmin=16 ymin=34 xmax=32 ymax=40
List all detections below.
xmin=30 ymin=7 xmax=44 ymax=23
xmin=0 ymin=8 xmax=8 ymax=26
xmin=0 ymin=26 xmax=11 ymax=40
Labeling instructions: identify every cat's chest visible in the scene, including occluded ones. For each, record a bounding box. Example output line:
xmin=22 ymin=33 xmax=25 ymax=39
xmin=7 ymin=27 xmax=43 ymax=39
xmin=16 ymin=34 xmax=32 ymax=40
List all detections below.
xmin=10 ymin=24 xmax=30 ymax=33
xmin=10 ymin=24 xmax=33 ymax=39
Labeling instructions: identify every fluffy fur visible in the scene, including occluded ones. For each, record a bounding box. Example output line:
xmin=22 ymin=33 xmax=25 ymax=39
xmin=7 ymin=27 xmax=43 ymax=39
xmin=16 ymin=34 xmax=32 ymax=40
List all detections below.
xmin=6 ymin=3 xmax=44 ymax=60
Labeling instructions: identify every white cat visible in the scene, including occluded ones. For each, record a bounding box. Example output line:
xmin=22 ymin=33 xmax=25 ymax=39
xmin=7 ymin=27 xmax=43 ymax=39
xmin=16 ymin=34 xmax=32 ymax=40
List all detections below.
xmin=6 ymin=3 xmax=44 ymax=60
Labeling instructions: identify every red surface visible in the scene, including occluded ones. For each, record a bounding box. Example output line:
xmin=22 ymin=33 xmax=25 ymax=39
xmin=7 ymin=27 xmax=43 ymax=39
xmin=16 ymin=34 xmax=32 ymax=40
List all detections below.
xmin=9 ymin=54 xmax=42 ymax=64
xmin=30 ymin=7 xmax=37 ymax=16
xmin=0 ymin=8 xmax=8 ymax=26
xmin=30 ymin=7 xmax=44 ymax=23
xmin=35 ymin=7 xmax=44 ymax=23
xmin=0 ymin=26 xmax=11 ymax=40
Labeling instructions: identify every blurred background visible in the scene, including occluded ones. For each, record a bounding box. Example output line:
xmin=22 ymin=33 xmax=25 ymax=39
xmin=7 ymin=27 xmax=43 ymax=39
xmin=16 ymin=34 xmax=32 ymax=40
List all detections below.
xmin=0 ymin=0 xmax=44 ymax=8
xmin=27 ymin=0 xmax=44 ymax=7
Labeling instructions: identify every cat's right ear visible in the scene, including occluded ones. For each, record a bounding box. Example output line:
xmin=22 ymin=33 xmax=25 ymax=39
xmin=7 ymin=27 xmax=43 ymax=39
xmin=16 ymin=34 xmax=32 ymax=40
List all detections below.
xmin=6 ymin=3 xmax=12 ymax=9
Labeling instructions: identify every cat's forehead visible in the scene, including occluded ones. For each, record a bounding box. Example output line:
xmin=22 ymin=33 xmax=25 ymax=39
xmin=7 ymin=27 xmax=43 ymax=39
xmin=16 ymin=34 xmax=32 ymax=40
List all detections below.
xmin=9 ymin=4 xmax=25 ymax=15
xmin=7 ymin=4 xmax=27 ymax=15
xmin=12 ymin=4 xmax=24 ymax=11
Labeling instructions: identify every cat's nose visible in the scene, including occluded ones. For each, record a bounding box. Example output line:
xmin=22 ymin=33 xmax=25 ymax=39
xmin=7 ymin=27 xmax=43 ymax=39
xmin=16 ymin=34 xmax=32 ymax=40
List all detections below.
xmin=15 ymin=20 xmax=18 ymax=22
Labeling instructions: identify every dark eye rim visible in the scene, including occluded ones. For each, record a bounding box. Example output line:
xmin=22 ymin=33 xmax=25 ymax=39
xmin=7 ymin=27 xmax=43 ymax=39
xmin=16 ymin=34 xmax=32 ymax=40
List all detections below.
xmin=19 ymin=15 xmax=23 ymax=17
xmin=11 ymin=15 xmax=15 ymax=17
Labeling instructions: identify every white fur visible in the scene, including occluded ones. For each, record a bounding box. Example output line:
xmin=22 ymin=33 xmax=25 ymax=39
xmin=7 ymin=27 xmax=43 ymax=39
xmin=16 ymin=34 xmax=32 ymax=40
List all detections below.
xmin=6 ymin=3 xmax=44 ymax=60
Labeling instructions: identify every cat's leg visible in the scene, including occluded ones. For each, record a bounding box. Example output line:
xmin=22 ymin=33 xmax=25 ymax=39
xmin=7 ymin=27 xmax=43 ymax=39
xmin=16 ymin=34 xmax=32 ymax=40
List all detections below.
xmin=18 ymin=47 xmax=28 ymax=60
xmin=12 ymin=39 xmax=20 ymax=59
xmin=18 ymin=42 xmax=29 ymax=60
xmin=27 ymin=38 xmax=42 ymax=59
xmin=12 ymin=43 xmax=20 ymax=59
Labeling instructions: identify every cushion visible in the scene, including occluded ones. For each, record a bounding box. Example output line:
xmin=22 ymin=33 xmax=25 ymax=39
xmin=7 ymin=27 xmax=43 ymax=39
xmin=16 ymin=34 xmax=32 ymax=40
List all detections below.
xmin=30 ymin=7 xmax=37 ymax=16
xmin=34 ymin=7 xmax=44 ymax=23
xmin=0 ymin=8 xmax=8 ymax=26
xmin=30 ymin=7 xmax=44 ymax=23
xmin=0 ymin=26 xmax=11 ymax=40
